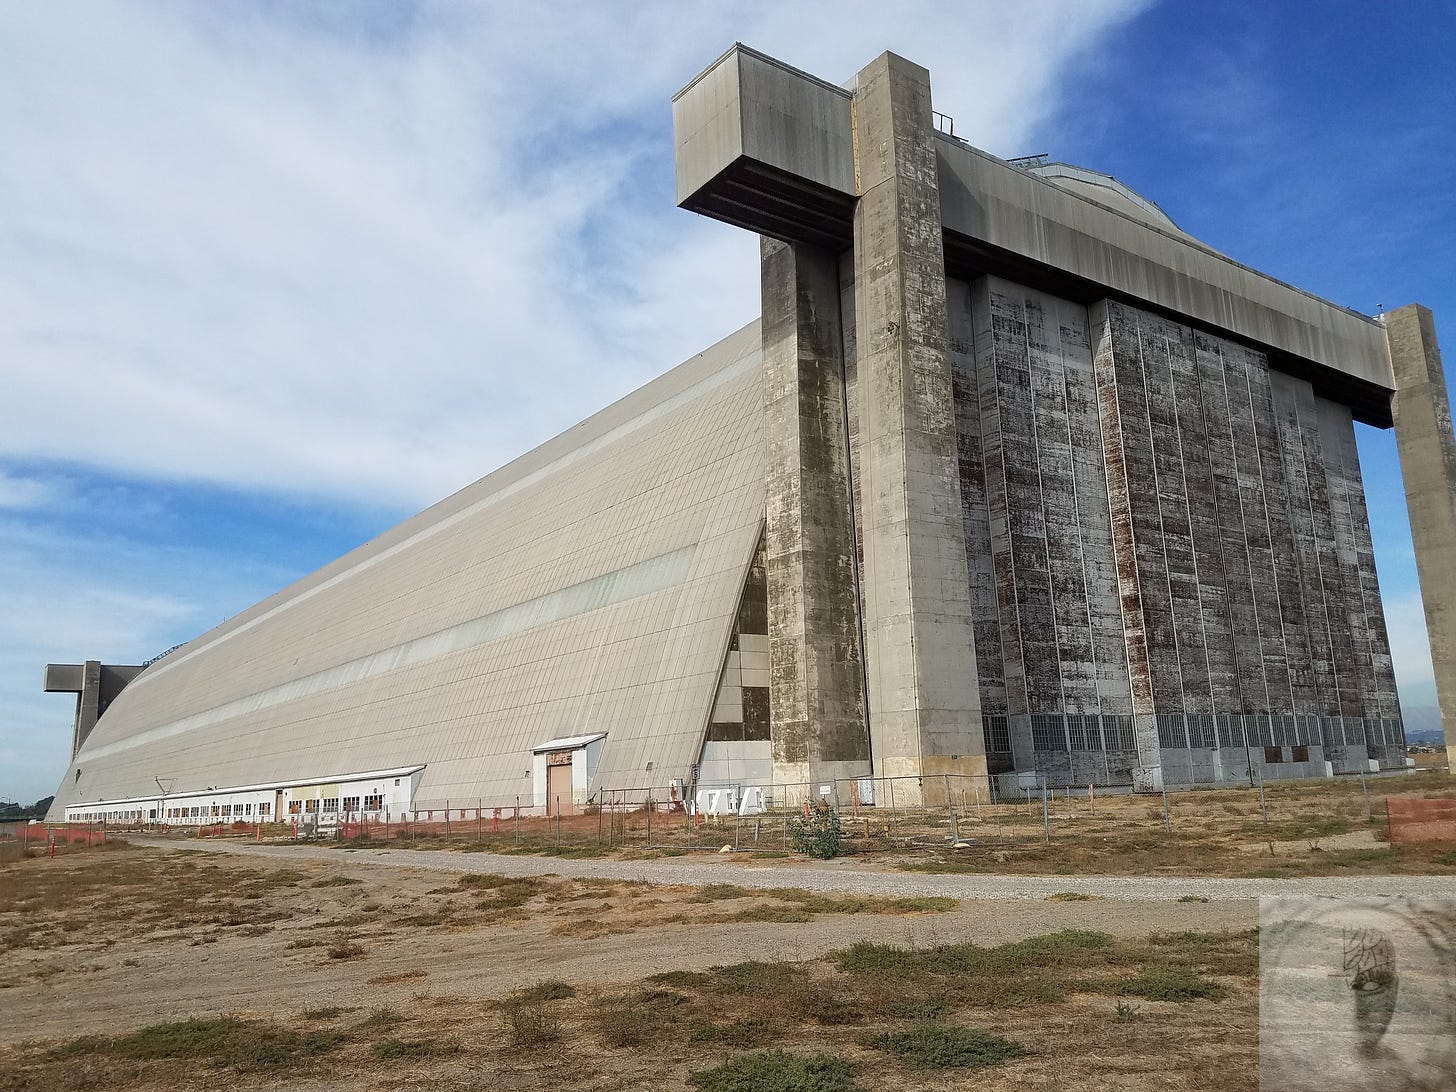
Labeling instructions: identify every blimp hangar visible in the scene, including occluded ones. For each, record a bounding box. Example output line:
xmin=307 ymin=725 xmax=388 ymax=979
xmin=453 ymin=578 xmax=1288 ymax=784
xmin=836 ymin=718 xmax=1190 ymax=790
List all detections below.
xmin=48 ymin=45 xmax=1456 ymax=825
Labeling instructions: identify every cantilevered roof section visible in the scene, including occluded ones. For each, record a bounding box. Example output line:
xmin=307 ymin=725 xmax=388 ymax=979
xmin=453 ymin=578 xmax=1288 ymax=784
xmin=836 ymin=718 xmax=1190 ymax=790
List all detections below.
xmin=49 ymin=323 xmax=767 ymax=819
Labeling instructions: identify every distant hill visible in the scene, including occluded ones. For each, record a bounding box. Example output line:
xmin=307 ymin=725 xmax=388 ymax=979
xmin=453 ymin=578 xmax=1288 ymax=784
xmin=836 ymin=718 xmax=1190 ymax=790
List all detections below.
xmin=1403 ymin=705 xmax=1445 ymax=745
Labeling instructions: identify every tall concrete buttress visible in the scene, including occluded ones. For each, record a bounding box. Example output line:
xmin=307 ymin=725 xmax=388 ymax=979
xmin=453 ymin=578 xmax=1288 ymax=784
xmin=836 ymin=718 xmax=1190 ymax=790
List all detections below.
xmin=850 ymin=54 xmax=985 ymax=794
xmin=1385 ymin=304 xmax=1456 ymax=767
xmin=760 ymin=237 xmax=873 ymax=787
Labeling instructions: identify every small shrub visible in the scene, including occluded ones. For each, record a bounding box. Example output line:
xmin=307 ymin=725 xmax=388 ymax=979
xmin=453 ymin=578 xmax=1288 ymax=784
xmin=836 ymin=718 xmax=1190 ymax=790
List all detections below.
xmin=1114 ymin=1000 xmax=1139 ymax=1023
xmin=503 ymin=986 xmax=566 ymax=1046
xmin=689 ymin=1050 xmax=854 ymax=1092
xmin=867 ymin=1023 xmax=1028 ymax=1070
xmin=788 ymin=800 xmax=843 ymax=859
xmin=326 ymin=934 xmax=365 ymax=960
xmin=1177 ymin=895 xmax=1210 ymax=903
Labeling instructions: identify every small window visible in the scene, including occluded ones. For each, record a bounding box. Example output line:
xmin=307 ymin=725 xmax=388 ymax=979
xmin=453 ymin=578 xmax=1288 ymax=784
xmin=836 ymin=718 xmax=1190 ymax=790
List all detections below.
xmin=1264 ymin=746 xmax=1283 ymax=764
xmin=343 ymin=796 xmax=361 ymax=812
xmin=1292 ymin=745 xmax=1310 ymax=763
xmin=304 ymin=800 xmax=318 ymax=813
xmin=288 ymin=801 xmax=302 ymax=815
xmin=259 ymin=802 xmax=271 ymax=816
xmin=364 ymin=794 xmax=383 ymax=811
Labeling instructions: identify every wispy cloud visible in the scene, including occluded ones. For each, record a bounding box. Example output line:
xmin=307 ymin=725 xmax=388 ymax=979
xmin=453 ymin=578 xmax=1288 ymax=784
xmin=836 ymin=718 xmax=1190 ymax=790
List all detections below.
xmin=0 ymin=0 xmax=1153 ymax=802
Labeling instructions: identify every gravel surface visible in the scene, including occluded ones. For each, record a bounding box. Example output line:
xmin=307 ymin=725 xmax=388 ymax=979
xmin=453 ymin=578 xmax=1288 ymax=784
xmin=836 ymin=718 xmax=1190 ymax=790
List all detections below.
xmin=133 ymin=836 xmax=1456 ymax=902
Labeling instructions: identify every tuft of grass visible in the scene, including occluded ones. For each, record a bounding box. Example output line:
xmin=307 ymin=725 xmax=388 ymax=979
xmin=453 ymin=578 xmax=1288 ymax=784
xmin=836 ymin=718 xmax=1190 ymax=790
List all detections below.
xmin=1114 ymin=964 xmax=1227 ymax=1002
xmin=1045 ymin=891 xmax=1097 ymax=902
xmin=1178 ymin=895 xmax=1210 ymax=903
xmin=867 ymin=1022 xmax=1029 ymax=1070
xmin=357 ymin=1007 xmax=405 ymax=1029
xmin=302 ymin=1006 xmax=348 ymax=1020
xmin=688 ymin=1016 xmax=787 ymax=1047
xmin=311 ymin=875 xmax=362 ymax=888
xmin=689 ymin=1050 xmax=855 ymax=1092
xmin=515 ymin=979 xmax=576 ymax=1002
xmin=370 ymin=1037 xmax=455 ymax=1060
xmin=890 ymin=997 xmax=946 ymax=1021
xmin=49 ymin=1017 xmax=345 ymax=1072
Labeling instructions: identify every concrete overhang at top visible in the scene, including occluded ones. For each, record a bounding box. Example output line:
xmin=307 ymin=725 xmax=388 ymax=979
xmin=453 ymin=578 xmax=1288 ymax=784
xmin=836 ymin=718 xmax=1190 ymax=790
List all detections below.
xmin=673 ymin=44 xmax=1395 ymax=426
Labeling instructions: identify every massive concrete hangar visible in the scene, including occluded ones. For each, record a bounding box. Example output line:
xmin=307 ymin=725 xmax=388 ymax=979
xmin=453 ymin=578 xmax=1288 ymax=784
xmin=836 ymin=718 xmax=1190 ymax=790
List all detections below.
xmin=670 ymin=44 xmax=1456 ymax=797
xmin=48 ymin=45 xmax=1456 ymax=824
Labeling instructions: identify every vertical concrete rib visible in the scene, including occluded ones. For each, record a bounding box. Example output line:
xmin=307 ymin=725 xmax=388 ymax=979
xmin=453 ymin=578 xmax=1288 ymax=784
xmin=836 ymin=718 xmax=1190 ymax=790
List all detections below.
xmin=1317 ymin=398 xmax=1376 ymax=722
xmin=1270 ymin=373 xmax=1339 ymax=717
xmin=947 ymin=279 xmax=1007 ymax=722
xmin=1250 ymin=360 xmax=1314 ymax=717
xmin=851 ymin=52 xmax=984 ymax=794
xmin=1195 ymin=334 xmax=1260 ymax=716
xmin=970 ymin=278 xmax=1032 ymax=768
xmin=760 ymin=238 xmax=872 ymax=787
xmin=1090 ymin=301 xmax=1162 ymax=779
xmin=1385 ymin=304 xmax=1456 ymax=764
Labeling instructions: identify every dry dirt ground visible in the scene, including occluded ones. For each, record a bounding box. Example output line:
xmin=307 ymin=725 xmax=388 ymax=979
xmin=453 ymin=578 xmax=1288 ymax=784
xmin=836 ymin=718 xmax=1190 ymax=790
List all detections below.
xmin=0 ymin=842 xmax=1260 ymax=1091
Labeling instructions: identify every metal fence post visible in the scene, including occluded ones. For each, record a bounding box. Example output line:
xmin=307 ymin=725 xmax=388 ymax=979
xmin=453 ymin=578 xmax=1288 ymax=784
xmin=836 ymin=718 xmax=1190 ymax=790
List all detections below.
xmin=1042 ymin=784 xmax=1050 ymax=843
xmin=944 ymin=774 xmax=958 ymax=843
xmin=1162 ymin=780 xmax=1171 ymax=833
xmin=1359 ymin=767 xmax=1371 ymax=821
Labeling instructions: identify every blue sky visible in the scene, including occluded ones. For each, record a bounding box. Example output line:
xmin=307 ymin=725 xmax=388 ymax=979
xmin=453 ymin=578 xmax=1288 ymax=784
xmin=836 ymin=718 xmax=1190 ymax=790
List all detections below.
xmin=2 ymin=1 xmax=1452 ymax=804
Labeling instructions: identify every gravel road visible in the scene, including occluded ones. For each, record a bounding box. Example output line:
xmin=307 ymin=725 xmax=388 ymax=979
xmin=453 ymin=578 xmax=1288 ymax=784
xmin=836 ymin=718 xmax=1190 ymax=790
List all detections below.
xmin=132 ymin=836 xmax=1456 ymax=902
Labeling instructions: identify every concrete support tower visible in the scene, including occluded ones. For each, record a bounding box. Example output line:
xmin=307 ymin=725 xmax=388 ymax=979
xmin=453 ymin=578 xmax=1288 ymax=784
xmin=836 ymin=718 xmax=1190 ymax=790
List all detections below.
xmin=850 ymin=54 xmax=984 ymax=791
xmin=1385 ymin=305 xmax=1456 ymax=768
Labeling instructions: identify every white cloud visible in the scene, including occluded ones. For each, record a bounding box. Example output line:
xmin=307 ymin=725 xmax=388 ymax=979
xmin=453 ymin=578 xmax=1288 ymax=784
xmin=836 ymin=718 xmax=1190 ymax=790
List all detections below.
xmin=0 ymin=470 xmax=56 ymax=511
xmin=0 ymin=0 xmax=1149 ymax=509
xmin=0 ymin=0 xmax=1152 ymax=803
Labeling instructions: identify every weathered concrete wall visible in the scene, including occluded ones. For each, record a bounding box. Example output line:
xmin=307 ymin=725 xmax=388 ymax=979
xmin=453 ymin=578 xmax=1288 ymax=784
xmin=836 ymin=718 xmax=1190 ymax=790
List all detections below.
xmin=760 ymin=238 xmax=871 ymax=788
xmin=850 ymin=53 xmax=984 ymax=800
xmin=1386 ymin=304 xmax=1456 ymax=767
xmin=953 ymin=277 xmax=1133 ymax=774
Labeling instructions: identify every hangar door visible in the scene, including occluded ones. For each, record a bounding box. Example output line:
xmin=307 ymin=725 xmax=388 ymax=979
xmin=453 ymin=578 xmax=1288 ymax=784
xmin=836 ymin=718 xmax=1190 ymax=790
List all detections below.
xmin=546 ymin=754 xmax=575 ymax=816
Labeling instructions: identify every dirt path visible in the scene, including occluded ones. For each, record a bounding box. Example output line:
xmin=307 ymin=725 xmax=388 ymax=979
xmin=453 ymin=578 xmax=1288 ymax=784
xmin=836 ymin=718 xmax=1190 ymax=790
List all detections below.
xmin=2 ymin=842 xmax=1257 ymax=1047
xmin=138 ymin=835 xmax=1456 ymax=900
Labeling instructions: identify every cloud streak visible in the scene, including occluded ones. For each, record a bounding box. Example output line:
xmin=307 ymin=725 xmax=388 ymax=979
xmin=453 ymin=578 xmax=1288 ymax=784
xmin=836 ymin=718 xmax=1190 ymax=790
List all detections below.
xmin=2 ymin=0 xmax=1162 ymax=801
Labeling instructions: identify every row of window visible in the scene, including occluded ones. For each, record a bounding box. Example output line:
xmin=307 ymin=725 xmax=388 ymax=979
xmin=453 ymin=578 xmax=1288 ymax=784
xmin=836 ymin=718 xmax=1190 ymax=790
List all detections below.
xmin=73 ymin=808 xmax=154 ymax=822
xmin=164 ymin=802 xmax=273 ymax=819
xmin=993 ymin=712 xmax=1406 ymax=754
xmin=1154 ymin=713 xmax=1405 ymax=751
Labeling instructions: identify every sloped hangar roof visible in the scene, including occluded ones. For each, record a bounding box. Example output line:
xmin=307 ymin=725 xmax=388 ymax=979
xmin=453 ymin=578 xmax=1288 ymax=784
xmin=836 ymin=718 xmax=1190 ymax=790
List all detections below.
xmin=50 ymin=323 xmax=766 ymax=817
